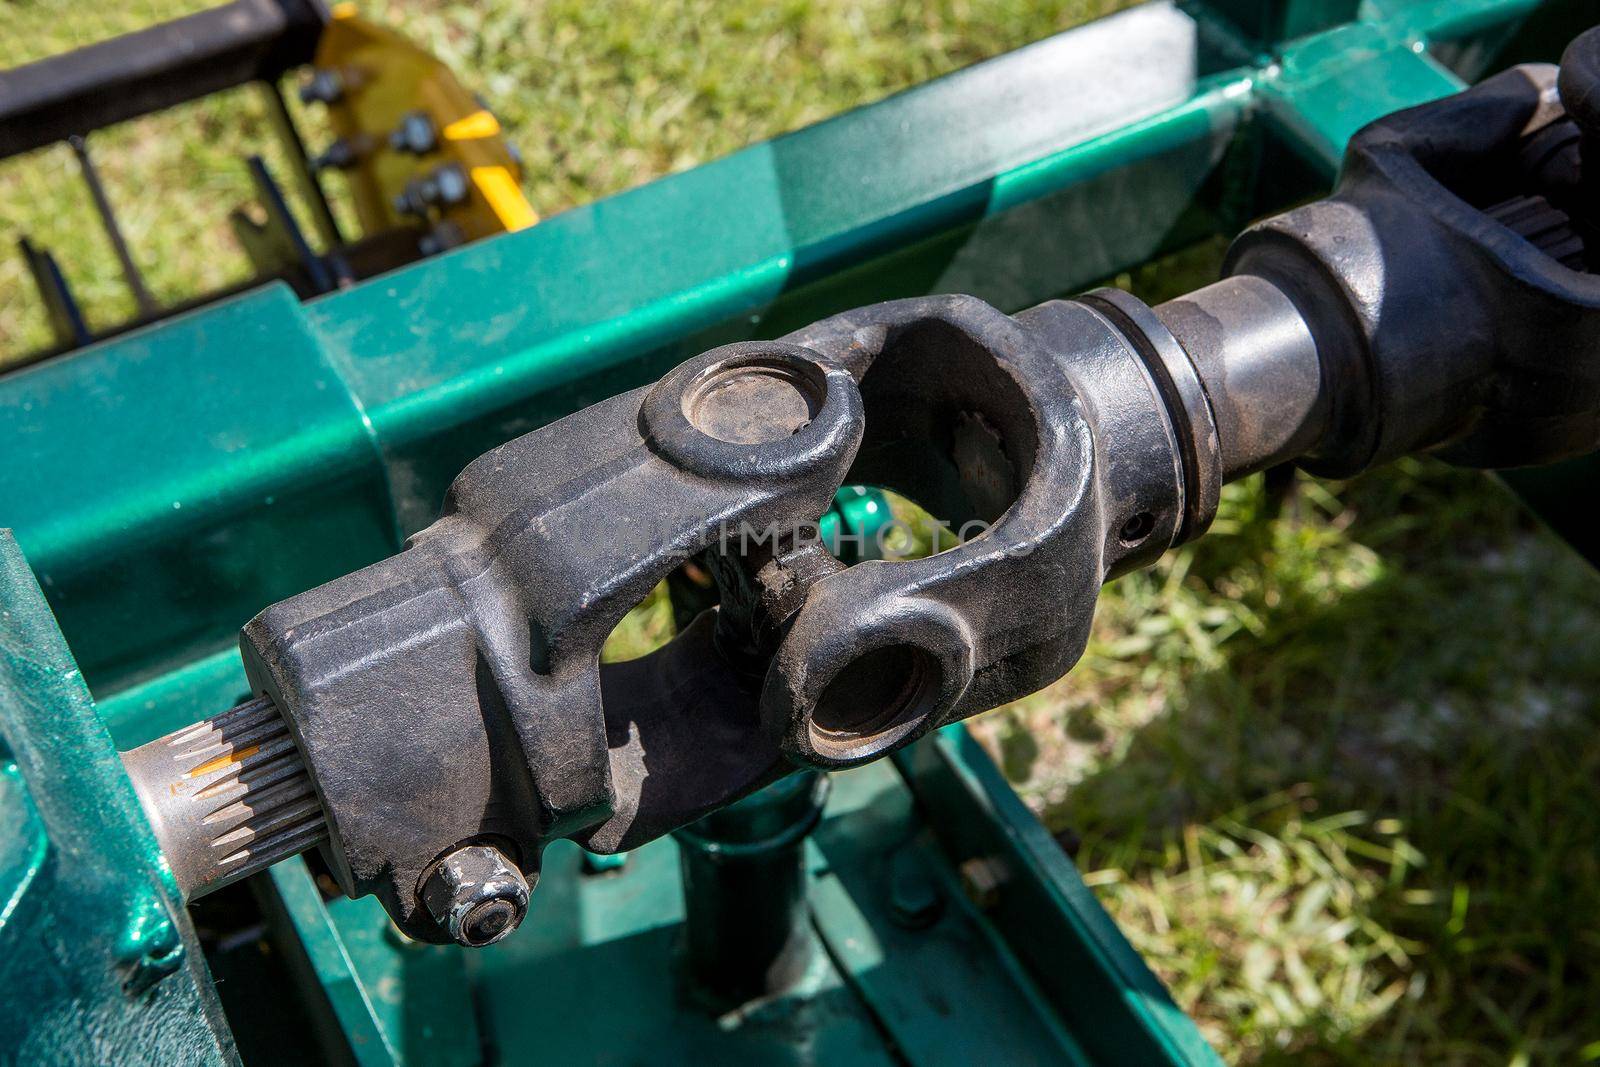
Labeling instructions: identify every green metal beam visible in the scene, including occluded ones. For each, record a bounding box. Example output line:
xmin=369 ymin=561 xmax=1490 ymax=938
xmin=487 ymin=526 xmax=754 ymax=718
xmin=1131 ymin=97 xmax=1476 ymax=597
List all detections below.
xmin=262 ymin=860 xmax=479 ymax=1066
xmin=1 ymin=287 xmax=398 ymax=727
xmin=898 ymin=726 xmax=1222 ymax=1065
xmin=0 ymin=0 xmax=1584 ymax=1061
xmin=9 ymin=1 xmax=1260 ymax=741
xmin=0 ymin=4 xmax=1561 ymax=744
xmin=3 ymin=0 xmax=1552 ymax=746
xmin=0 ymin=531 xmax=235 ymax=1064
xmin=1253 ymin=0 xmax=1553 ymax=172
xmin=260 ymin=751 xmax=1215 ymax=1065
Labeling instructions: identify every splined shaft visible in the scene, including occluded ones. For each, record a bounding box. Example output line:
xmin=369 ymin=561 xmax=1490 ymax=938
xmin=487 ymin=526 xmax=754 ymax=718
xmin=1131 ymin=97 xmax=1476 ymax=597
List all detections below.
xmin=121 ymin=695 xmax=328 ymax=900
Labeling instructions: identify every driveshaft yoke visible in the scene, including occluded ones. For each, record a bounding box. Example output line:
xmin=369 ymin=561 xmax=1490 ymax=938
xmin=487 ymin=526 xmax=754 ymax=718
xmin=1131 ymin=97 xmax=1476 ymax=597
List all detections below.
xmin=127 ymin=51 xmax=1600 ymax=944
xmin=240 ymin=292 xmax=1209 ymax=938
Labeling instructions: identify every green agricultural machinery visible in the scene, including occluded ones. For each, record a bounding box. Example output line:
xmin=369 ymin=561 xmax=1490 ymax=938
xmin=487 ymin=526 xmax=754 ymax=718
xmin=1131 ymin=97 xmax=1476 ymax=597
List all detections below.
xmin=2 ymin=1 xmax=1599 ymax=1062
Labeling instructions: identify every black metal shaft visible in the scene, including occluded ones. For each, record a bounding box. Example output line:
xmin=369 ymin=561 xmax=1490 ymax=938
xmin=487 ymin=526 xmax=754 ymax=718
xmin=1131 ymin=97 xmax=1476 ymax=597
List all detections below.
xmin=258 ymin=80 xmax=344 ymax=250
xmin=1155 ymin=275 xmax=1327 ymax=481
xmin=70 ymin=134 xmax=158 ymax=317
xmin=1559 ymin=26 xmax=1600 ymax=267
xmin=119 ymin=51 xmax=1600 ymax=943
xmin=672 ymin=772 xmax=829 ymax=1010
xmin=0 ymin=0 xmax=326 ymax=160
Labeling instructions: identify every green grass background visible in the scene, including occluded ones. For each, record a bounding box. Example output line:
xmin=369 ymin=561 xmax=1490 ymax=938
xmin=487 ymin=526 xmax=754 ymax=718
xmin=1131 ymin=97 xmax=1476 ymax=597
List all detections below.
xmin=4 ymin=2 xmax=1600 ymax=1063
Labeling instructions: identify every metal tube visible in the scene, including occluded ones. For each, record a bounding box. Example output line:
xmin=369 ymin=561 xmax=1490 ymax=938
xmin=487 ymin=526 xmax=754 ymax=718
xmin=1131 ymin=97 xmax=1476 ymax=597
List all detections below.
xmin=121 ymin=696 xmax=328 ymax=901
xmin=1155 ymin=274 xmax=1328 ymax=480
xmin=0 ymin=0 xmax=327 ymax=160
xmin=69 ymin=134 xmax=159 ymax=318
xmin=257 ymin=79 xmax=344 ymax=250
xmin=671 ymin=772 xmax=829 ymax=1010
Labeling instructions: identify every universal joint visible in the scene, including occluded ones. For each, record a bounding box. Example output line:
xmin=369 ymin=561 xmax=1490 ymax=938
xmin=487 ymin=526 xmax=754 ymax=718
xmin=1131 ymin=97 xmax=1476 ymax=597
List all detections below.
xmin=121 ymin=43 xmax=1600 ymax=945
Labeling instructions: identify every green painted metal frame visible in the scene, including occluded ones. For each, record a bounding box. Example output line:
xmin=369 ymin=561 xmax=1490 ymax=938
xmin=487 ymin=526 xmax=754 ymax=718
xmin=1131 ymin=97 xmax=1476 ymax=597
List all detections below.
xmin=0 ymin=531 xmax=234 ymax=1065
xmin=1 ymin=0 xmax=1562 ymax=743
xmin=261 ymin=731 xmax=1219 ymax=1066
xmin=1 ymin=0 xmax=1592 ymax=1061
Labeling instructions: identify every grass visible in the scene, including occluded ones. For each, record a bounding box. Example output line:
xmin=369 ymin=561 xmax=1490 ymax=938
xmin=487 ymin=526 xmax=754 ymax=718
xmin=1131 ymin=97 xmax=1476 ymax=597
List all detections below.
xmin=970 ymin=457 xmax=1600 ymax=1064
xmin=0 ymin=0 xmax=1125 ymax=357
xmin=6 ymin=3 xmax=1600 ymax=1063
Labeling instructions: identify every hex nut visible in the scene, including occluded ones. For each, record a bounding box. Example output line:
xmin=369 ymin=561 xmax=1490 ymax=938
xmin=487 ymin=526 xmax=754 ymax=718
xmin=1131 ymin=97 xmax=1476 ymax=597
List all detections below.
xmin=299 ymin=68 xmax=345 ymax=106
xmin=394 ymin=164 xmax=471 ymax=218
xmin=958 ymin=855 xmax=1009 ymax=910
xmin=431 ymin=163 xmax=470 ymax=206
xmin=390 ymin=111 xmax=439 ymax=155
xmin=419 ymin=844 xmax=531 ymax=948
xmin=313 ymin=138 xmax=358 ymax=172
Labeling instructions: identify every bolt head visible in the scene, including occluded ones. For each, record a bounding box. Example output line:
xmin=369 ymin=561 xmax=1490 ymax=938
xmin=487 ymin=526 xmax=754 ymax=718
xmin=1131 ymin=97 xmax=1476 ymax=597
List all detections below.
xmin=432 ymin=163 xmax=470 ymax=206
xmin=390 ymin=111 xmax=439 ymax=155
xmin=418 ymin=222 xmax=465 ymax=257
xmin=887 ymin=848 xmax=943 ymax=930
xmin=314 ymin=139 xmax=358 ymax=172
xmin=299 ymin=69 xmax=344 ymax=106
xmin=419 ymin=844 xmax=531 ymax=948
xmin=958 ymin=855 xmax=1008 ymax=910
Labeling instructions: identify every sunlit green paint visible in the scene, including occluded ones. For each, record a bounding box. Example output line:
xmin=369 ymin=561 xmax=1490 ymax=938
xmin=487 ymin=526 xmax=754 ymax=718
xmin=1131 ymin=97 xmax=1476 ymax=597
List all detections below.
xmin=0 ymin=531 xmax=235 ymax=1063
xmin=0 ymin=0 xmax=1551 ymax=720
xmin=4 ymin=2 xmax=1265 ymax=723
xmin=0 ymin=0 xmax=1577 ymax=1061
xmin=265 ymin=754 xmax=1205 ymax=1064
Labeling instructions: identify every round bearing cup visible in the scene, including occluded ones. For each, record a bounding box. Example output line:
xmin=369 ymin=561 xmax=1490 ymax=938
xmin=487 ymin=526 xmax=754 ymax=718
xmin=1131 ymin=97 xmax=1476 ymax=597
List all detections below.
xmin=764 ymin=596 xmax=975 ymax=769
xmin=639 ymin=341 xmax=862 ymax=481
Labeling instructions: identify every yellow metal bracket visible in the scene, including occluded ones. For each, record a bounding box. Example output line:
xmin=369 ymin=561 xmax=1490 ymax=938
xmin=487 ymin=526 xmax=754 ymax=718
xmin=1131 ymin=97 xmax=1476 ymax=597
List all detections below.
xmin=313 ymin=3 xmax=537 ymax=241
